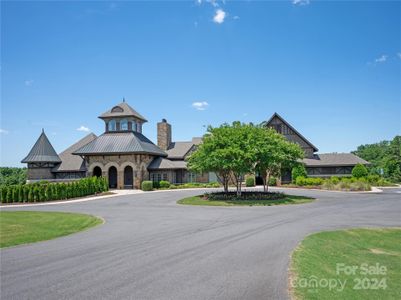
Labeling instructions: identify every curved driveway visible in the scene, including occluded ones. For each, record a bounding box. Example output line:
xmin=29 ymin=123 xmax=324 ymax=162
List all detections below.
xmin=1 ymin=187 xmax=400 ymax=300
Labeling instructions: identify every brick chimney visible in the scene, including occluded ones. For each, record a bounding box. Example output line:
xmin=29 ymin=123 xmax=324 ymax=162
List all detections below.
xmin=157 ymin=119 xmax=171 ymax=150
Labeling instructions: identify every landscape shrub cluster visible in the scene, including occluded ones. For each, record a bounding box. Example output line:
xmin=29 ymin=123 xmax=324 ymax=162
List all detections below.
xmin=141 ymin=181 xmax=221 ymax=191
xmin=205 ymin=191 xmax=286 ymax=201
xmin=0 ymin=177 xmax=108 ymax=203
xmin=245 ymin=176 xmax=255 ymax=187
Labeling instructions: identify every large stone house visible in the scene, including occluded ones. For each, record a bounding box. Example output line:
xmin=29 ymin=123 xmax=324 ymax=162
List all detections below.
xmin=22 ymin=101 xmax=212 ymax=189
xmin=22 ymin=101 xmax=368 ymax=188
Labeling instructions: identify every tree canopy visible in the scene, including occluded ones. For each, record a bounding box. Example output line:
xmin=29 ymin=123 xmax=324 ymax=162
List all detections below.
xmin=352 ymin=135 xmax=401 ymax=182
xmin=188 ymin=122 xmax=304 ymax=194
xmin=0 ymin=167 xmax=27 ymax=186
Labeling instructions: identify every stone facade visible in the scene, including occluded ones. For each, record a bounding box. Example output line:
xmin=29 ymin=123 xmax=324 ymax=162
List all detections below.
xmin=157 ymin=119 xmax=172 ymax=150
xmin=86 ymin=154 xmax=154 ymax=189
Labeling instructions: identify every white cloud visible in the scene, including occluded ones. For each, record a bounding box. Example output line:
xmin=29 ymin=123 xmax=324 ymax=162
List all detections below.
xmin=192 ymin=101 xmax=209 ymax=111
xmin=213 ymin=9 xmax=226 ymax=24
xmin=233 ymin=15 xmax=240 ymax=20
xmin=292 ymin=0 xmax=310 ymax=5
xmin=397 ymin=52 xmax=401 ymax=59
xmin=0 ymin=128 xmax=9 ymax=134
xmin=24 ymin=79 xmax=34 ymax=86
xmin=207 ymin=0 xmax=219 ymax=7
xmin=375 ymin=55 xmax=387 ymax=63
xmin=77 ymin=125 xmax=90 ymax=132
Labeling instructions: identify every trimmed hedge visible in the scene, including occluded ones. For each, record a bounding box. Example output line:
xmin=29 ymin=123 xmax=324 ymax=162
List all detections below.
xmin=0 ymin=177 xmax=108 ymax=203
xmin=292 ymin=164 xmax=307 ymax=183
xmin=141 ymin=181 xmax=153 ymax=191
xmin=245 ymin=176 xmax=255 ymax=187
xmin=295 ymin=177 xmax=323 ymax=186
xmin=159 ymin=180 xmax=171 ymax=188
xmin=352 ymin=163 xmax=368 ymax=178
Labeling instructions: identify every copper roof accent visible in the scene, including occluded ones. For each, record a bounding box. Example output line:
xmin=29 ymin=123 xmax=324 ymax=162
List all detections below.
xmin=21 ymin=131 xmax=62 ymax=163
xmin=73 ymin=131 xmax=166 ymax=156
xmin=99 ymin=102 xmax=147 ymax=122
xmin=52 ymin=133 xmax=97 ymax=172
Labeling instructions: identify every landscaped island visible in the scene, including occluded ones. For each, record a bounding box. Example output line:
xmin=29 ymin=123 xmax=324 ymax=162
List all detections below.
xmin=290 ymin=228 xmax=401 ymax=300
xmin=0 ymin=211 xmax=103 ymax=248
xmin=178 ymin=192 xmax=314 ymax=206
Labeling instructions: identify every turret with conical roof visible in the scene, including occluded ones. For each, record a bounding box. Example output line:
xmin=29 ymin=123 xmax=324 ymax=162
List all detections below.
xmin=22 ymin=130 xmax=61 ymax=163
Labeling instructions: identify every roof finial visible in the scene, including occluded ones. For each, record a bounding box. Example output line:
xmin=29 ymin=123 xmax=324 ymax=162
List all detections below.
xmin=123 ymin=97 xmax=125 ymax=103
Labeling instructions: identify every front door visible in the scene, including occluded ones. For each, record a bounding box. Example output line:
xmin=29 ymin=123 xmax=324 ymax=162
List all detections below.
xmin=108 ymin=166 xmax=118 ymax=188
xmin=124 ymin=166 xmax=133 ymax=189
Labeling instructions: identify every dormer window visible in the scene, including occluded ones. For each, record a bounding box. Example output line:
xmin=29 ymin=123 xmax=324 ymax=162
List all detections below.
xmin=132 ymin=121 xmax=137 ymax=132
xmin=111 ymin=106 xmax=123 ymax=113
xmin=108 ymin=120 xmax=116 ymax=131
xmin=120 ymin=119 xmax=128 ymax=131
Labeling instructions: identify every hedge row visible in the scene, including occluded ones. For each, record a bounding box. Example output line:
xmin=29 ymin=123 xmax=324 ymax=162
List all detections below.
xmin=0 ymin=177 xmax=108 ymax=203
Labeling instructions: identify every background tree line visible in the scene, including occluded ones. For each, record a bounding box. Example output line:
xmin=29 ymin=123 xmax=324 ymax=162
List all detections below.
xmin=0 ymin=167 xmax=27 ymax=185
xmin=352 ymin=135 xmax=401 ymax=182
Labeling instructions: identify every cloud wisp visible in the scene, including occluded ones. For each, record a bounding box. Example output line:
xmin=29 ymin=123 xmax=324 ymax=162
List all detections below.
xmin=77 ymin=125 xmax=90 ymax=132
xmin=292 ymin=0 xmax=310 ymax=5
xmin=375 ymin=55 xmax=387 ymax=63
xmin=24 ymin=79 xmax=34 ymax=86
xmin=192 ymin=101 xmax=209 ymax=111
xmin=0 ymin=128 xmax=9 ymax=134
xmin=213 ymin=9 xmax=226 ymax=24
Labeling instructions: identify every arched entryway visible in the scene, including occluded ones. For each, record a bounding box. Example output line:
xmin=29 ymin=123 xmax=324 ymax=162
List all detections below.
xmin=124 ymin=166 xmax=134 ymax=189
xmin=93 ymin=166 xmax=102 ymax=177
xmin=108 ymin=166 xmax=118 ymax=189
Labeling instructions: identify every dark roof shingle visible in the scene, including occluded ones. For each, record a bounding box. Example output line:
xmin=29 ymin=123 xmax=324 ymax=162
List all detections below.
xmin=21 ymin=131 xmax=61 ymax=163
xmin=302 ymin=153 xmax=369 ymax=167
xmin=148 ymin=157 xmax=187 ymax=170
xmin=73 ymin=132 xmax=166 ymax=156
xmin=52 ymin=133 xmax=97 ymax=172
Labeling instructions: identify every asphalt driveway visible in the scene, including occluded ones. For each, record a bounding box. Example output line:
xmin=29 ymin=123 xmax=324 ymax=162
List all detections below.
xmin=1 ymin=187 xmax=400 ymax=300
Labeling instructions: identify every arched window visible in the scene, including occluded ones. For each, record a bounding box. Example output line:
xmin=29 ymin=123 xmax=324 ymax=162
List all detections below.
xmin=108 ymin=120 xmax=116 ymax=131
xmin=120 ymin=119 xmax=128 ymax=131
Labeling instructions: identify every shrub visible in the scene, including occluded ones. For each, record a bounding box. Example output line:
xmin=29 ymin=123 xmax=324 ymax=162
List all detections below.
xmin=141 ymin=181 xmax=153 ymax=191
xmin=352 ymin=163 xmax=368 ymax=178
xmin=349 ymin=181 xmax=371 ymax=191
xmin=205 ymin=191 xmax=286 ymax=201
xmin=330 ymin=176 xmax=340 ymax=184
xmin=245 ymin=176 xmax=255 ymax=187
xmin=207 ymin=182 xmax=221 ymax=188
xmin=292 ymin=164 xmax=307 ymax=183
xmin=268 ymin=177 xmax=277 ymax=186
xmin=322 ymin=180 xmax=335 ymax=190
xmin=152 ymin=181 xmax=160 ymax=189
xmin=159 ymin=180 xmax=170 ymax=188
xmin=295 ymin=177 xmax=323 ymax=186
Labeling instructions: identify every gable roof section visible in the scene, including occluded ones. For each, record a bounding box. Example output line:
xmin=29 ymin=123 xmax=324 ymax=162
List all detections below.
xmin=99 ymin=101 xmax=147 ymax=122
xmin=21 ymin=131 xmax=62 ymax=163
xmin=148 ymin=157 xmax=187 ymax=170
xmin=73 ymin=131 xmax=166 ymax=156
xmin=166 ymin=142 xmax=194 ymax=159
xmin=265 ymin=112 xmax=319 ymax=152
xmin=302 ymin=153 xmax=369 ymax=167
xmin=52 ymin=133 xmax=97 ymax=172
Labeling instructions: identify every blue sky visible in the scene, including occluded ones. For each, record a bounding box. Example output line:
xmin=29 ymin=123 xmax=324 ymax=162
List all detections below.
xmin=1 ymin=0 xmax=400 ymax=167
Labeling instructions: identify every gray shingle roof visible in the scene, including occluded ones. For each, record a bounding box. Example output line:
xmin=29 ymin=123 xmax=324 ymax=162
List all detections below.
xmin=166 ymin=142 xmax=195 ymax=159
xmin=52 ymin=133 xmax=97 ymax=172
xmin=302 ymin=153 xmax=369 ymax=167
xmin=21 ymin=131 xmax=62 ymax=163
xmin=99 ymin=102 xmax=147 ymax=122
xmin=148 ymin=157 xmax=187 ymax=170
xmin=73 ymin=132 xmax=166 ymax=156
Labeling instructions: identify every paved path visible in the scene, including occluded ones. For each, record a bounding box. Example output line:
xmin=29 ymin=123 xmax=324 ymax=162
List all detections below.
xmin=1 ymin=187 xmax=400 ymax=300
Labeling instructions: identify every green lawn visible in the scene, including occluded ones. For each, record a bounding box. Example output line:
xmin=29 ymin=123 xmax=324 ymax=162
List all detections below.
xmin=177 ymin=195 xmax=314 ymax=206
xmin=290 ymin=228 xmax=401 ymax=300
xmin=0 ymin=211 xmax=102 ymax=248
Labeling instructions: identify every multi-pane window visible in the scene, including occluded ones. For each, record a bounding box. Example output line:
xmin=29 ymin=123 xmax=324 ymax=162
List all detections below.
xmin=108 ymin=120 xmax=116 ymax=131
xmin=120 ymin=119 xmax=128 ymax=131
